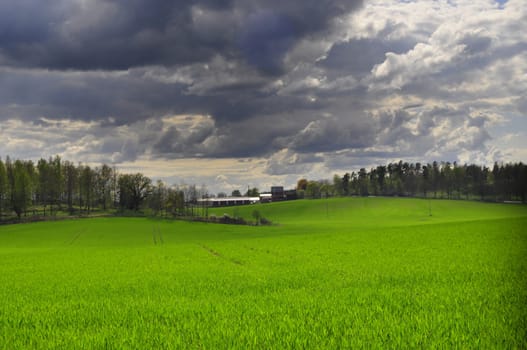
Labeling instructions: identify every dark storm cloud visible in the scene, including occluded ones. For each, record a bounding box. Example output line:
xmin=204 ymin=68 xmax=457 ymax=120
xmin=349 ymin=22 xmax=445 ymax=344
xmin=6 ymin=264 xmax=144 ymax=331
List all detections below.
xmin=264 ymin=150 xmax=325 ymax=176
xmin=319 ymin=38 xmax=415 ymax=78
xmin=237 ymin=0 xmax=362 ymax=74
xmin=0 ymin=1 xmax=69 ymax=44
xmin=150 ymin=111 xmax=321 ymax=159
xmin=0 ymin=65 xmax=335 ymax=161
xmin=0 ymin=0 xmax=361 ymax=72
xmin=0 ymin=0 xmax=363 ymax=128
xmin=0 ymin=0 xmax=365 ymax=164
xmin=239 ymin=11 xmax=297 ymax=75
xmin=285 ymin=115 xmax=377 ymax=153
xmin=0 ymin=68 xmax=192 ymax=123
xmin=153 ymin=122 xmax=215 ymax=156
xmin=1 ymin=0 xmax=203 ymax=70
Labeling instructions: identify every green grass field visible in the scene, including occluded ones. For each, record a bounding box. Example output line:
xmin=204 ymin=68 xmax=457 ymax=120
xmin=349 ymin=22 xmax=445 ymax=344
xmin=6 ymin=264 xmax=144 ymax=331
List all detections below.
xmin=0 ymin=197 xmax=526 ymax=348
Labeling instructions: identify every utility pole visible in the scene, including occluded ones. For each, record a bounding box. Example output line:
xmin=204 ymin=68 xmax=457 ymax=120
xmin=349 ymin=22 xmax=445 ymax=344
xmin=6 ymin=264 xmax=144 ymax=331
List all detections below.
xmin=325 ymin=193 xmax=329 ymax=219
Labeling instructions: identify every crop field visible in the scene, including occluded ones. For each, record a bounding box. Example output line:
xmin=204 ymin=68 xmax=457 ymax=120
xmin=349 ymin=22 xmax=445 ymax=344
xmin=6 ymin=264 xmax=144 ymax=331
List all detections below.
xmin=0 ymin=197 xmax=526 ymax=348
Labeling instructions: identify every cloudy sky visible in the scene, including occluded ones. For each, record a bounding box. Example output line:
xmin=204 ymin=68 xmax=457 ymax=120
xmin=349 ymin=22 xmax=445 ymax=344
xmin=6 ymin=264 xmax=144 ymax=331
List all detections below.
xmin=1 ymin=0 xmax=526 ymax=193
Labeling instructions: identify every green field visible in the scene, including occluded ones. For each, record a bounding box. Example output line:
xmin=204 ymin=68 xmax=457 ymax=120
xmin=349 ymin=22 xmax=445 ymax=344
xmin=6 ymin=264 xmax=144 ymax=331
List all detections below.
xmin=0 ymin=197 xmax=526 ymax=348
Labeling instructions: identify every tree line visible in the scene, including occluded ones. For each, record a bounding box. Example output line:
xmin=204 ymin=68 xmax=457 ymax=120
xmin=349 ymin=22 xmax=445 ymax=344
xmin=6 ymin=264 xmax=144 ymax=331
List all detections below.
xmin=1 ymin=156 xmax=525 ymax=222
xmin=0 ymin=155 xmax=210 ymax=221
xmin=297 ymin=161 xmax=527 ymax=203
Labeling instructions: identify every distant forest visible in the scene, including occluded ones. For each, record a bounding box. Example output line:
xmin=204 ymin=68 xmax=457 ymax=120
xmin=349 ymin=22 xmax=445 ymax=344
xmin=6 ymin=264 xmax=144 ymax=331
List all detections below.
xmin=0 ymin=156 xmax=525 ymax=222
xmin=298 ymin=161 xmax=527 ymax=203
xmin=0 ymin=155 xmax=203 ymax=221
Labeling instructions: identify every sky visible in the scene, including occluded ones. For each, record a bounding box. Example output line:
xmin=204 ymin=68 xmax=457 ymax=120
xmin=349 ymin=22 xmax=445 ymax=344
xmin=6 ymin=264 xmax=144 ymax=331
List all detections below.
xmin=0 ymin=0 xmax=526 ymax=194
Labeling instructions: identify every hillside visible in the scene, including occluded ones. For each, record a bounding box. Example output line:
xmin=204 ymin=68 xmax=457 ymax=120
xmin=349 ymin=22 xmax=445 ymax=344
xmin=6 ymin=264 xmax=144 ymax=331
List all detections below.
xmin=0 ymin=198 xmax=526 ymax=348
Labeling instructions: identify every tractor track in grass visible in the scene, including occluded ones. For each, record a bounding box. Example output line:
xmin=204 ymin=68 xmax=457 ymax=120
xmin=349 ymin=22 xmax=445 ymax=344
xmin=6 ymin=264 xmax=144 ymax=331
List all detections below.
xmin=152 ymin=225 xmax=164 ymax=245
xmin=66 ymin=229 xmax=86 ymax=245
xmin=198 ymin=244 xmax=244 ymax=266
xmin=242 ymin=244 xmax=281 ymax=257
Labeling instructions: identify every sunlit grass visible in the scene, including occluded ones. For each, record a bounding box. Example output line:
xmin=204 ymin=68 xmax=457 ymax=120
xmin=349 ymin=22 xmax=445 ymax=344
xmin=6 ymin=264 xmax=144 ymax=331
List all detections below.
xmin=0 ymin=198 xmax=526 ymax=348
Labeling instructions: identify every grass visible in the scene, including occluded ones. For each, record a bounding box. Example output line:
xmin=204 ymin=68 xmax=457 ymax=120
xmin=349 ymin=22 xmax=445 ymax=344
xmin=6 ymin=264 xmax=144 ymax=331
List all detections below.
xmin=0 ymin=197 xmax=526 ymax=348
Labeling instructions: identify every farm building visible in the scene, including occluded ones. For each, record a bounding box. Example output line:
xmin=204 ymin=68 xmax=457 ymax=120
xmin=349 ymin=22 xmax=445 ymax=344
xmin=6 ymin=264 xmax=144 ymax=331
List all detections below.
xmin=271 ymin=186 xmax=285 ymax=201
xmin=198 ymin=186 xmax=298 ymax=207
xmin=259 ymin=193 xmax=272 ymax=203
xmin=197 ymin=197 xmax=260 ymax=207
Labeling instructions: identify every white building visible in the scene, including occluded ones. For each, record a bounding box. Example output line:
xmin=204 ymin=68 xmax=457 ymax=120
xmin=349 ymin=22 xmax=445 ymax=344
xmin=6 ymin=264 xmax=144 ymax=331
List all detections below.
xmin=197 ymin=197 xmax=260 ymax=207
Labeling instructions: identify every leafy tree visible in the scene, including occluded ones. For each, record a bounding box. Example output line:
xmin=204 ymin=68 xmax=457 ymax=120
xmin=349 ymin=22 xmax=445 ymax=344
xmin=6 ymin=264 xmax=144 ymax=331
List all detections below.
xmin=296 ymin=178 xmax=308 ymax=199
xmin=63 ymin=161 xmax=78 ymax=214
xmin=231 ymin=189 xmax=242 ymax=197
xmin=442 ymin=162 xmax=454 ymax=199
xmin=422 ymin=164 xmax=430 ymax=197
xmin=37 ymin=158 xmax=51 ymax=210
xmin=96 ymin=164 xmax=113 ymax=210
xmin=79 ymin=165 xmax=95 ymax=213
xmin=305 ymin=181 xmax=321 ymax=199
xmin=432 ymin=161 xmax=440 ymax=198
xmin=148 ymin=180 xmax=167 ymax=215
xmin=245 ymin=187 xmax=259 ymax=197
xmin=519 ymin=163 xmax=527 ymax=203
xmin=297 ymin=178 xmax=308 ymax=191
xmin=37 ymin=156 xmax=63 ymax=214
xmin=342 ymin=173 xmax=350 ymax=196
xmin=0 ymin=159 xmax=8 ymax=218
xmin=111 ymin=165 xmax=119 ymax=208
xmin=349 ymin=172 xmax=358 ymax=195
xmin=376 ymin=166 xmax=386 ymax=195
xmin=332 ymin=174 xmax=343 ymax=196
xmin=453 ymin=162 xmax=466 ymax=199
xmin=167 ymin=187 xmax=185 ymax=216
xmin=358 ymin=168 xmax=369 ymax=196
xmin=49 ymin=156 xmax=63 ymax=210
xmin=369 ymin=168 xmax=379 ymax=195
xmin=402 ymin=162 xmax=417 ymax=196
xmin=118 ymin=173 xmax=152 ymax=211
xmin=11 ymin=160 xmax=32 ymax=218
xmin=319 ymin=180 xmax=333 ymax=197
